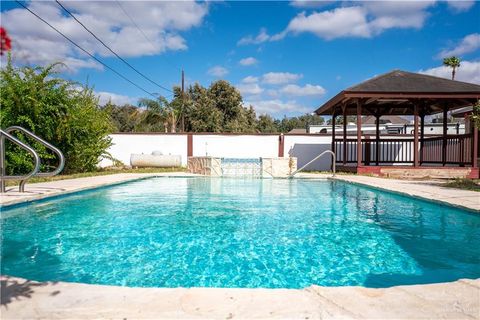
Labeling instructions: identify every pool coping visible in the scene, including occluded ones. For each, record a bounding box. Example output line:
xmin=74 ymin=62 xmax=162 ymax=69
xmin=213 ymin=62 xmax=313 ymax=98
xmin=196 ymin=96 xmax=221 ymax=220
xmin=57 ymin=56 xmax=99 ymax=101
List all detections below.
xmin=1 ymin=275 xmax=478 ymax=319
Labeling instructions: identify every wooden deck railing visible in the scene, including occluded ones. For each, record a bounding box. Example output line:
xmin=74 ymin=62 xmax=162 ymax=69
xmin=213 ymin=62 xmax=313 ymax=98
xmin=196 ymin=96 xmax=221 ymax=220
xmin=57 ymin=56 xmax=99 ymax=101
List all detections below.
xmin=334 ymin=133 xmax=473 ymax=166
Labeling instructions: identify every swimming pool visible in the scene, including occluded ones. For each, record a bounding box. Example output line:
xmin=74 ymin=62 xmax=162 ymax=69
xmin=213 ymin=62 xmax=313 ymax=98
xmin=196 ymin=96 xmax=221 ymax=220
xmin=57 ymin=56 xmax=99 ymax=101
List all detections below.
xmin=1 ymin=177 xmax=479 ymax=289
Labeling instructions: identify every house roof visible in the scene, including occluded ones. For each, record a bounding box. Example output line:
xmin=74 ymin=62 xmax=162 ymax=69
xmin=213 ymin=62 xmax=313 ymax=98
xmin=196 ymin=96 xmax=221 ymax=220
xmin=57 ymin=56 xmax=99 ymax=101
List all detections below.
xmin=450 ymin=106 xmax=473 ymax=118
xmin=362 ymin=115 xmax=409 ymax=125
xmin=288 ymin=128 xmax=307 ymax=134
xmin=315 ymin=70 xmax=480 ymax=116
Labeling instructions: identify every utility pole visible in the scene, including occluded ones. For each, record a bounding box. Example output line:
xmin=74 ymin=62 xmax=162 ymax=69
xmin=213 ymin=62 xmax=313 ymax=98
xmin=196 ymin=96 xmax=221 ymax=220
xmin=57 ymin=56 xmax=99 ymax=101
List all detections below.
xmin=181 ymin=69 xmax=185 ymax=132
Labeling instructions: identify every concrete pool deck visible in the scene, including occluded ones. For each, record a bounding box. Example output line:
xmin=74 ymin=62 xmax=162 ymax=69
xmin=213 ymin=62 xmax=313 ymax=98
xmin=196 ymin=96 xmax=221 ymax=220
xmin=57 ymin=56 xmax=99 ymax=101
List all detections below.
xmin=1 ymin=276 xmax=479 ymax=319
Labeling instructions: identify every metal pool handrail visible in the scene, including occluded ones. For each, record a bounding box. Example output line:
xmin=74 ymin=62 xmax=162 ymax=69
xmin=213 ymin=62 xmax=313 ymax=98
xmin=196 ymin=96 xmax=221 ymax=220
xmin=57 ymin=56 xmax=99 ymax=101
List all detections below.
xmin=0 ymin=129 xmax=41 ymax=193
xmin=289 ymin=150 xmax=336 ymax=177
xmin=5 ymin=126 xmax=65 ymax=178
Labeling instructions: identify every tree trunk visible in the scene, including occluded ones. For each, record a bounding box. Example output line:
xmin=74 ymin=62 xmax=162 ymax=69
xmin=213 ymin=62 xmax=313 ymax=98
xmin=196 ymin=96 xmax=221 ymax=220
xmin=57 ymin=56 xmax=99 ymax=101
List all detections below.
xmin=452 ymin=67 xmax=456 ymax=80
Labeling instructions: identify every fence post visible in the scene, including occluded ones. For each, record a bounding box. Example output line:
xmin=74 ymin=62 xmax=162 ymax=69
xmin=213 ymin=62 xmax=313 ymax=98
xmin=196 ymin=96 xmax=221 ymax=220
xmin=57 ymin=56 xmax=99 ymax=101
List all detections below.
xmin=278 ymin=134 xmax=284 ymax=157
xmin=187 ymin=134 xmax=193 ymax=157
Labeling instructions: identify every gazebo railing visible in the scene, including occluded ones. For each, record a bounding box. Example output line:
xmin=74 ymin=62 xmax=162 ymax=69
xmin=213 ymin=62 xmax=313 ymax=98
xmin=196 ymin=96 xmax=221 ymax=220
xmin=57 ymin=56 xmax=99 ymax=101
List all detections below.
xmin=421 ymin=134 xmax=472 ymax=165
xmin=334 ymin=133 xmax=473 ymax=166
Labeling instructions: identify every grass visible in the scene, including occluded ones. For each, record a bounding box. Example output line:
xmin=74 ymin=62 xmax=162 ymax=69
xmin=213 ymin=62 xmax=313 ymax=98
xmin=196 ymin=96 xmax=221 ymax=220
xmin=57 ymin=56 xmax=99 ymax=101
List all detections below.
xmin=5 ymin=167 xmax=186 ymax=186
xmin=300 ymin=170 xmax=352 ymax=175
xmin=443 ymin=178 xmax=480 ymax=192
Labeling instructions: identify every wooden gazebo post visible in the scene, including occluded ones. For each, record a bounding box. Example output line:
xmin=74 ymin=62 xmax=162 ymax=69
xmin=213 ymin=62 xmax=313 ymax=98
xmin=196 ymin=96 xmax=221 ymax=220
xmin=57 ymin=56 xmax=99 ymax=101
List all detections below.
xmin=375 ymin=113 xmax=380 ymax=166
xmin=420 ymin=108 xmax=425 ymax=166
xmin=356 ymin=100 xmax=362 ymax=167
xmin=414 ymin=104 xmax=419 ymax=167
xmin=442 ymin=106 xmax=448 ymax=166
xmin=342 ymin=104 xmax=347 ymax=165
xmin=331 ymin=111 xmax=336 ymax=160
xmin=473 ymin=123 xmax=478 ymax=169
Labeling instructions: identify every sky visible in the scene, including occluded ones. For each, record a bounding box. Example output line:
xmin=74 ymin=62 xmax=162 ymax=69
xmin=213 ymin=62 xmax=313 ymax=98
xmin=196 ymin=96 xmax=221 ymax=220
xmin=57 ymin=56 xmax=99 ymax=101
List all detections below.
xmin=1 ymin=0 xmax=479 ymax=118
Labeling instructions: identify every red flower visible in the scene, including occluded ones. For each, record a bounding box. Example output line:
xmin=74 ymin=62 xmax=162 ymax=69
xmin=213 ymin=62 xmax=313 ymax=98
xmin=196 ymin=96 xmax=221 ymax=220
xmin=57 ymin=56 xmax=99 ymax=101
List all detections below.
xmin=0 ymin=27 xmax=12 ymax=55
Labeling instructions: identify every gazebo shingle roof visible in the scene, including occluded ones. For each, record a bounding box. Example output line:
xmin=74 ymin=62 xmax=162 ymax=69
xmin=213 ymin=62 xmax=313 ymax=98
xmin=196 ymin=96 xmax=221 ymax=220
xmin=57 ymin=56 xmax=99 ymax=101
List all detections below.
xmin=315 ymin=70 xmax=480 ymax=116
xmin=346 ymin=70 xmax=480 ymax=93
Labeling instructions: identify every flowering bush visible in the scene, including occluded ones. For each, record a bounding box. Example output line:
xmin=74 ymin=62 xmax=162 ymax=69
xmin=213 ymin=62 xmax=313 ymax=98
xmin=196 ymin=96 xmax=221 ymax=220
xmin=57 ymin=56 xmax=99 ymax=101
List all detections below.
xmin=0 ymin=27 xmax=12 ymax=55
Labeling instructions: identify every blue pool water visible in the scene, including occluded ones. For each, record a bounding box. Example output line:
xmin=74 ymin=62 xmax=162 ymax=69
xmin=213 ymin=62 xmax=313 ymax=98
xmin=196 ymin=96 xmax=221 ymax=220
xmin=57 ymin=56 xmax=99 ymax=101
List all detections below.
xmin=1 ymin=177 xmax=479 ymax=288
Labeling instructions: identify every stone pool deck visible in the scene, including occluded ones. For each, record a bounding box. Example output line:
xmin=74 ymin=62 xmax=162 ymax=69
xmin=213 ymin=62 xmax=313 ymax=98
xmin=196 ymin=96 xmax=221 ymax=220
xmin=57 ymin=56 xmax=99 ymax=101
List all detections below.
xmin=1 ymin=276 xmax=479 ymax=319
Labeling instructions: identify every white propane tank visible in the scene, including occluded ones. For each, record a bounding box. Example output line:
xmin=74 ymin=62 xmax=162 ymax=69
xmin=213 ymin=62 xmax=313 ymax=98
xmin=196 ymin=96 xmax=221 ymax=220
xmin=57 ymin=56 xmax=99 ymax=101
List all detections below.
xmin=130 ymin=153 xmax=181 ymax=167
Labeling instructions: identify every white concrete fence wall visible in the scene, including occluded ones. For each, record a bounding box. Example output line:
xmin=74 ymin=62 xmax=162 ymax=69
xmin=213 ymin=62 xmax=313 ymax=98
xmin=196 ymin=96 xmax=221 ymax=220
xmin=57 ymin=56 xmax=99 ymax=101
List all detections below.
xmin=100 ymin=133 xmax=335 ymax=170
xmin=193 ymin=135 xmax=279 ymax=159
xmin=100 ymin=133 xmax=417 ymax=171
xmin=99 ymin=134 xmax=189 ymax=167
xmin=284 ymin=135 xmax=333 ymax=171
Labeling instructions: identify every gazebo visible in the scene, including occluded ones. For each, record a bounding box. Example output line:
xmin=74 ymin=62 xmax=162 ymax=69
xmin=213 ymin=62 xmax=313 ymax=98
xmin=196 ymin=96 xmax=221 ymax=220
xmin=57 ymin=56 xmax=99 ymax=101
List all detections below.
xmin=315 ymin=70 xmax=480 ymax=178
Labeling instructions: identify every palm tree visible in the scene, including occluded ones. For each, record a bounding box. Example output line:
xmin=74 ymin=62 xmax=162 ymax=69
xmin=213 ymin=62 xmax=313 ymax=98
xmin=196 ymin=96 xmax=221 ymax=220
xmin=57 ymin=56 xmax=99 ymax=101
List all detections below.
xmin=138 ymin=96 xmax=182 ymax=133
xmin=443 ymin=56 xmax=461 ymax=80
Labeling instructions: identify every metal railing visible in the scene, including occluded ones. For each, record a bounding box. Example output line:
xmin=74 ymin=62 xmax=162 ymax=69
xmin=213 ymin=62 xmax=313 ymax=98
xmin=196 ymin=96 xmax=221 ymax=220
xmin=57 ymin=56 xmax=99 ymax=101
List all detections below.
xmin=289 ymin=150 xmax=336 ymax=177
xmin=0 ymin=126 xmax=64 ymax=193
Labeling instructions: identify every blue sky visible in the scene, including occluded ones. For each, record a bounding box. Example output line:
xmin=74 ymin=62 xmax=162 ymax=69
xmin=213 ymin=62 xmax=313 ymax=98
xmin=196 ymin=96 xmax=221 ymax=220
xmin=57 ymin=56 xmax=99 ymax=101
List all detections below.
xmin=1 ymin=1 xmax=479 ymax=118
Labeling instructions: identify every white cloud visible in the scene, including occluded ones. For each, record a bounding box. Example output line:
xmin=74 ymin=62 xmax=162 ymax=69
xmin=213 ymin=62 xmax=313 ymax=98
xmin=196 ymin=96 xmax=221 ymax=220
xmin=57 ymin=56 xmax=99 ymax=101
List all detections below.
xmin=262 ymin=72 xmax=303 ymax=85
xmin=279 ymin=84 xmax=326 ymax=96
xmin=245 ymin=99 xmax=311 ymax=115
xmin=267 ymin=89 xmax=280 ymax=98
xmin=207 ymin=66 xmax=229 ymax=77
xmin=438 ymin=33 xmax=480 ymax=58
xmin=236 ymin=83 xmax=264 ymax=96
xmin=446 ymin=0 xmax=475 ymax=12
xmin=282 ymin=6 xmax=371 ymax=40
xmin=1 ymin=1 xmax=208 ymax=71
xmin=96 ymin=91 xmax=137 ymax=106
xmin=239 ymin=57 xmax=258 ymax=66
xmin=290 ymin=1 xmax=335 ymax=8
xmin=419 ymin=60 xmax=480 ymax=84
xmin=242 ymin=76 xmax=259 ymax=83
xmin=252 ymin=1 xmax=437 ymax=43
xmin=237 ymin=28 xmax=272 ymax=45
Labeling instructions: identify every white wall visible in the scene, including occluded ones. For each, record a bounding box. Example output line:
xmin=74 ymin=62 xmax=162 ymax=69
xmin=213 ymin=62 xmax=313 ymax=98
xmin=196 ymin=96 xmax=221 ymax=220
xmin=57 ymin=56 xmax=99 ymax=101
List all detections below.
xmin=193 ymin=135 xmax=279 ymax=159
xmin=100 ymin=134 xmax=188 ymax=167
xmin=99 ymin=133 xmax=430 ymax=170
xmin=284 ymin=135 xmax=332 ymax=171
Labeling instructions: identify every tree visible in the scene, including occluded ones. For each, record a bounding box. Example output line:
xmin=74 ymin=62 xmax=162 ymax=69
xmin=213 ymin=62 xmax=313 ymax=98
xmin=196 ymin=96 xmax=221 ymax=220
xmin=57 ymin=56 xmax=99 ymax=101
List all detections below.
xmin=257 ymin=114 xmax=278 ymax=133
xmin=136 ymin=94 xmax=183 ymax=133
xmin=104 ymin=102 xmax=141 ymax=132
xmin=208 ymin=80 xmax=243 ymax=129
xmin=188 ymin=84 xmax=223 ymax=132
xmin=0 ymin=58 xmax=113 ymax=173
xmin=443 ymin=56 xmax=461 ymax=80
xmin=470 ymin=100 xmax=480 ymax=129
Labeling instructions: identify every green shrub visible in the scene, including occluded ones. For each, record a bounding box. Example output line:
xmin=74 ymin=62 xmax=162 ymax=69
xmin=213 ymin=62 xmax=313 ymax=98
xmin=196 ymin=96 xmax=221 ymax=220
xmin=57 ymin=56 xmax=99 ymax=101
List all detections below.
xmin=0 ymin=57 xmax=113 ymax=174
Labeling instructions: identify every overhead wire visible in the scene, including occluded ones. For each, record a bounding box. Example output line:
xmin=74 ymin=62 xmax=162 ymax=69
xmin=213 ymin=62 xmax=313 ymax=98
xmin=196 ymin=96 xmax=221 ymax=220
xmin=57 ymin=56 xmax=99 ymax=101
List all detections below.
xmin=15 ymin=0 xmax=158 ymax=98
xmin=55 ymin=0 xmax=172 ymax=94
xmin=115 ymin=0 xmax=183 ymax=74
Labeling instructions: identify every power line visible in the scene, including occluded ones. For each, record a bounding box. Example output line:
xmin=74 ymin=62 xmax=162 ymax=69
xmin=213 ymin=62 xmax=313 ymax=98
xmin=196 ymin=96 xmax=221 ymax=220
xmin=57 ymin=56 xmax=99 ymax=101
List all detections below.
xmin=114 ymin=0 xmax=182 ymax=74
xmin=14 ymin=0 xmax=157 ymax=98
xmin=55 ymin=0 xmax=172 ymax=94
